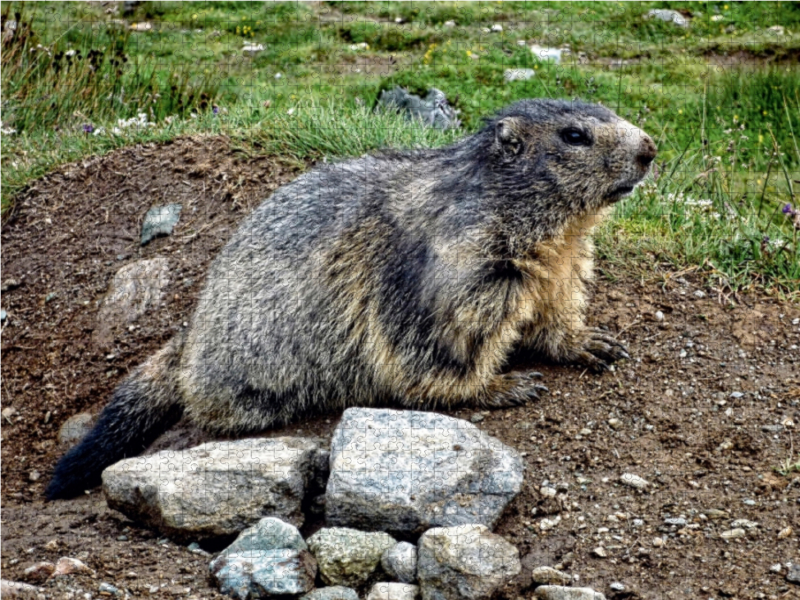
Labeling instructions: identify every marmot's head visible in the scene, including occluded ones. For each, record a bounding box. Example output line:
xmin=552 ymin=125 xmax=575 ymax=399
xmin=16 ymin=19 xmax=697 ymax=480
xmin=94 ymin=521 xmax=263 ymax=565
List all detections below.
xmin=479 ymin=98 xmax=656 ymax=226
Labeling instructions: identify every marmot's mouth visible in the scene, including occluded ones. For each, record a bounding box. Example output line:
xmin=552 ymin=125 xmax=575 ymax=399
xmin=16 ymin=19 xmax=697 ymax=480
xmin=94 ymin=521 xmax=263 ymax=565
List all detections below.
xmin=605 ymin=184 xmax=635 ymax=201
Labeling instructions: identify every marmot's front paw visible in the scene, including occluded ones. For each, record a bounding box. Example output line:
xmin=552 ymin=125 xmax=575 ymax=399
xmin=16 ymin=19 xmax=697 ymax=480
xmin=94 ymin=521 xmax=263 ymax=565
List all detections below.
xmin=573 ymin=327 xmax=630 ymax=373
xmin=486 ymin=371 xmax=549 ymax=408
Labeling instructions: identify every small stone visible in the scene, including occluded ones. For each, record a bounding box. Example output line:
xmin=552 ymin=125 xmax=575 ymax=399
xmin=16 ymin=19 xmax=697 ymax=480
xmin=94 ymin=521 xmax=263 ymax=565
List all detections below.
xmin=531 ymin=566 xmax=571 ymax=586
xmin=1 ymin=407 xmax=15 ymax=421
xmin=720 ymin=528 xmax=746 ymax=540
xmin=28 ymin=471 xmax=40 ymax=482
xmin=632 ymin=519 xmax=644 ymax=527
xmin=141 ymin=204 xmax=182 ymax=245
xmin=381 ymin=542 xmax=417 ymax=584
xmin=654 ymin=311 xmax=664 ymax=321
xmin=693 ymin=290 xmax=706 ymax=299
xmin=729 ymin=392 xmax=744 ymax=399
xmin=651 ymin=537 xmax=665 ymax=547
xmin=731 ymin=519 xmax=758 ymax=529
xmin=0 ymin=580 xmax=43 ymax=599
xmin=787 ymin=564 xmax=800 ymax=584
xmin=592 ymin=547 xmax=607 ymax=558
xmin=443 ymin=21 xmax=455 ymax=27
xmin=645 ymin=9 xmax=689 ymax=27
xmin=130 ymin=21 xmax=152 ymax=31
xmin=43 ymin=540 xmax=58 ymax=551
xmin=99 ymin=582 xmax=120 ymax=596
xmin=705 ymin=509 xmax=728 ymax=520
xmin=504 ymin=68 xmax=536 ymax=82
xmin=308 ymin=527 xmax=396 ymax=588
xmin=539 ymin=516 xmax=561 ymax=531
xmin=540 ymin=486 xmax=557 ymax=498
xmin=490 ymin=24 xmax=503 ymax=32
xmin=301 ymin=587 xmax=360 ymax=600
xmin=778 ymin=526 xmax=793 ymax=539
xmin=607 ymin=418 xmax=622 ymax=430
xmin=22 ymin=562 xmax=55 ymax=583
xmin=664 ymin=517 xmax=686 ymax=527
xmin=241 ymin=43 xmax=264 ymax=56
xmin=535 ymin=586 xmax=607 ymax=600
xmin=609 ymin=582 xmax=625 ymax=592
xmin=417 ymin=524 xmax=520 ymax=600
xmin=470 ymin=413 xmax=484 ymax=423
xmin=620 ymin=473 xmax=649 ymax=490
xmin=1 ymin=278 xmax=22 ymax=292
xmin=770 ymin=564 xmax=782 ymax=573
xmin=0 ymin=309 xmax=6 ymax=323
xmin=742 ymin=499 xmax=756 ymax=506
xmin=53 ymin=557 xmax=93 ymax=577
xmin=366 ymin=582 xmax=420 ymax=600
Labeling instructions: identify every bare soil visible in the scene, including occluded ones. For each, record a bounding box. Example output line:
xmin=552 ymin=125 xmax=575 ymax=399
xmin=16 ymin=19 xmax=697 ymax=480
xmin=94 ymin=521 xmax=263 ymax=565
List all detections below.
xmin=1 ymin=137 xmax=799 ymax=600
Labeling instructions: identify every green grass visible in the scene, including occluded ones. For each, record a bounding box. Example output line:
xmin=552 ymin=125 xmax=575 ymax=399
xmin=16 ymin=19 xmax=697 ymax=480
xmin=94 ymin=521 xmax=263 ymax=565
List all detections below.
xmin=2 ymin=1 xmax=799 ymax=295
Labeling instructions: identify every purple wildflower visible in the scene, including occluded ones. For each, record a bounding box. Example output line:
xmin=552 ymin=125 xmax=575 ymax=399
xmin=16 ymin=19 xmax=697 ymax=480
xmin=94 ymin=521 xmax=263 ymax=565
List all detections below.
xmin=783 ymin=203 xmax=793 ymax=215
xmin=82 ymin=124 xmax=94 ymax=134
xmin=212 ymin=105 xmax=219 ymax=115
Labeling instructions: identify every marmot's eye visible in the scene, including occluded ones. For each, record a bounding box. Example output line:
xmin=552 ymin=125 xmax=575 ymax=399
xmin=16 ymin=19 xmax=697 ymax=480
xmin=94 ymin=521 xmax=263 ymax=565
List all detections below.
xmin=560 ymin=128 xmax=592 ymax=146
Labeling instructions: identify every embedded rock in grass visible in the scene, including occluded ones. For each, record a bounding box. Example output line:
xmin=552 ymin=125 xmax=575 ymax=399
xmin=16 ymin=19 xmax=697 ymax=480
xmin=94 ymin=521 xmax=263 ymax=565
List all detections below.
xmin=326 ymin=408 xmax=523 ymax=536
xmin=307 ymin=527 xmax=396 ymax=588
xmin=210 ymin=517 xmax=316 ymax=599
xmin=102 ymin=437 xmax=320 ymax=539
xmin=417 ymin=524 xmax=521 ymax=600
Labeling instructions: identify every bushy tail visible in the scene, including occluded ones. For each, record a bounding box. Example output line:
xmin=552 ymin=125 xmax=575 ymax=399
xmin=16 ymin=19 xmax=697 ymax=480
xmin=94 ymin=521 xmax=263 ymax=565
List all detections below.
xmin=46 ymin=335 xmax=186 ymax=500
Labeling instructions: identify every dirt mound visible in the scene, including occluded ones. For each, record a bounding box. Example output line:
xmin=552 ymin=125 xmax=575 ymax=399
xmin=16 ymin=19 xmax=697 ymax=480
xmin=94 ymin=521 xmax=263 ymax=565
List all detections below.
xmin=2 ymin=138 xmax=799 ymax=599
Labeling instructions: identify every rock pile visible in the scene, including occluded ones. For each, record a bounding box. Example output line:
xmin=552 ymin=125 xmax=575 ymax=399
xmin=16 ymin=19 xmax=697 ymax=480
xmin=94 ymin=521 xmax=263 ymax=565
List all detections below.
xmin=97 ymin=407 xmax=607 ymax=599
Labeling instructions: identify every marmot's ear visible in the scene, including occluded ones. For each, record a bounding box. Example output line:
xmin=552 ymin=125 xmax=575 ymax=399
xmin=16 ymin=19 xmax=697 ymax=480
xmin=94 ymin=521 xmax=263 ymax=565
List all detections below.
xmin=495 ymin=117 xmax=524 ymax=159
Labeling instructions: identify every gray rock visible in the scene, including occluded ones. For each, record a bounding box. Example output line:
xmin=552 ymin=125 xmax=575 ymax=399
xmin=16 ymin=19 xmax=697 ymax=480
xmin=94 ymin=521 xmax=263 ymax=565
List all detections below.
xmin=645 ymin=9 xmax=689 ymax=27
xmin=376 ymin=87 xmax=461 ymax=130
xmin=529 ymin=45 xmax=563 ymax=63
xmin=504 ymin=69 xmax=536 ymax=82
xmin=92 ymin=258 xmax=170 ymax=348
xmin=98 ymin=583 xmax=121 ymax=596
xmin=530 ymin=566 xmax=571 ymax=586
xmin=307 ymin=527 xmax=396 ymax=588
xmin=141 ymin=203 xmax=182 ymax=245
xmin=417 ymin=524 xmax=521 ymax=600
xmin=0 ymin=309 xmax=6 ymax=322
xmin=0 ymin=580 xmax=43 ymax=599
xmin=534 ymin=586 xmax=607 ymax=600
xmin=787 ymin=563 xmax=800 ymax=584
xmin=381 ymin=542 xmax=418 ymax=584
xmin=102 ymin=437 xmax=320 ymax=539
xmin=367 ymin=582 xmax=420 ymax=600
xmin=301 ymin=587 xmax=360 ymax=600
xmin=57 ymin=412 xmax=94 ymax=446
xmin=664 ymin=517 xmax=686 ymax=527
xmin=326 ymin=408 xmax=523 ymax=536
xmin=210 ymin=518 xmax=316 ymax=599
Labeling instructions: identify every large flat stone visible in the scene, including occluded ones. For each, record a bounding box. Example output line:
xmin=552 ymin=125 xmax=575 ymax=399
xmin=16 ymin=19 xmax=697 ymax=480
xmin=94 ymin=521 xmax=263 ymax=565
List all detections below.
xmin=326 ymin=409 xmax=523 ymax=535
xmin=103 ymin=437 xmax=320 ymax=539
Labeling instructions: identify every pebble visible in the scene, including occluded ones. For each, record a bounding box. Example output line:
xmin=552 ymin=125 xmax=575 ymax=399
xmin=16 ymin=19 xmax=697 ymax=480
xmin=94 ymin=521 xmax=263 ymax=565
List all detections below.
xmin=778 ymin=526 xmax=793 ymax=539
xmin=28 ymin=471 xmax=40 ymax=482
xmin=53 ymin=557 xmax=93 ymax=577
xmin=531 ymin=566 xmax=571 ymax=586
xmin=540 ymin=516 xmax=561 ymax=531
xmin=705 ymin=509 xmax=728 ymax=520
xmin=786 ymin=564 xmax=800 ymax=584
xmin=592 ymin=546 xmax=607 ymax=558
xmin=491 ymin=24 xmax=503 ymax=32
xmin=693 ymin=290 xmax=706 ymax=298
xmin=470 ymin=413 xmax=484 ymax=423
xmin=620 ymin=473 xmax=649 ymax=490
xmin=770 ymin=564 xmax=782 ymax=573
xmin=654 ymin=310 xmax=664 ymax=321
xmin=632 ymin=519 xmax=644 ymax=527
xmin=540 ymin=486 xmax=557 ymax=498
xmin=742 ymin=499 xmax=756 ymax=506
xmin=652 ymin=537 xmax=665 ymax=547
xmin=0 ymin=309 xmax=6 ymax=322
xmin=664 ymin=517 xmax=686 ymax=527
xmin=2 ymin=406 xmax=17 ymax=420
xmin=22 ymin=562 xmax=55 ymax=583
xmin=731 ymin=519 xmax=758 ymax=529
xmin=607 ymin=418 xmax=622 ymax=430
xmin=609 ymin=582 xmax=625 ymax=592
xmin=720 ymin=528 xmax=746 ymax=540
xmin=729 ymin=392 xmax=744 ymax=399
xmin=99 ymin=582 xmax=120 ymax=596
xmin=535 ymin=585 xmax=607 ymax=600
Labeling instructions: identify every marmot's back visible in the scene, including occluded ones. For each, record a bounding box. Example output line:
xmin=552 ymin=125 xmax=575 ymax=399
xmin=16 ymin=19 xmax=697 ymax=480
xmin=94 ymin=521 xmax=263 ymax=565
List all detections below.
xmin=47 ymin=98 xmax=656 ymax=499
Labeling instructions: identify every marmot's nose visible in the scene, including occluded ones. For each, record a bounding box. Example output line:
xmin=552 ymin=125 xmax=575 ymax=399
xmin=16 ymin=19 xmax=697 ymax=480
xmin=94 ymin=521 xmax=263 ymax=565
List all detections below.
xmin=637 ymin=135 xmax=657 ymax=168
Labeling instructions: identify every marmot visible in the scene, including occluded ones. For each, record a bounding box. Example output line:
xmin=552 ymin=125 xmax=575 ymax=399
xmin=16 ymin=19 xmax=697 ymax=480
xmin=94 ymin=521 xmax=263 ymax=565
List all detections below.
xmin=47 ymin=98 xmax=656 ymax=499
